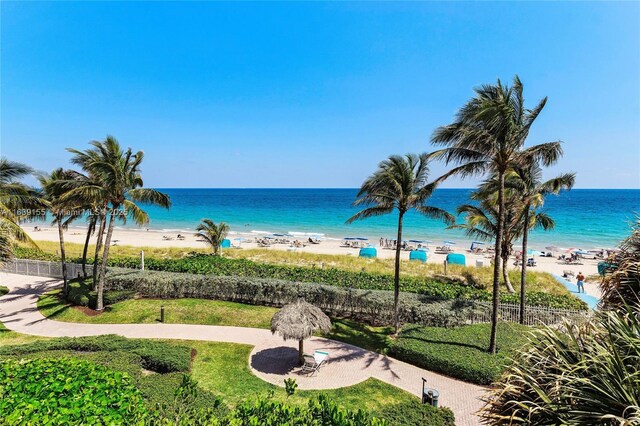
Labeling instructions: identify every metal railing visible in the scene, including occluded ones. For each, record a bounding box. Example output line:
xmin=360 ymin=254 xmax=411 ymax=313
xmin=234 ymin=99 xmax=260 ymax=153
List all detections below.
xmin=468 ymin=301 xmax=590 ymax=326
xmin=0 ymin=259 xmax=87 ymax=280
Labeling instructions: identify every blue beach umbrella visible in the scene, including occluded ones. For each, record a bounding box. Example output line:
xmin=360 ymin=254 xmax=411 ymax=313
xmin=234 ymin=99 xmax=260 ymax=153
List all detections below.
xmin=443 ymin=240 xmax=456 ymax=245
xmin=356 ymin=237 xmax=369 ymax=241
xmin=574 ymin=250 xmax=590 ymax=255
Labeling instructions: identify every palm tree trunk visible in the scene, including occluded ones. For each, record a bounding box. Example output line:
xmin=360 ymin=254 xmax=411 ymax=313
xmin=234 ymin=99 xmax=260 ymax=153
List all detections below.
xmin=81 ymin=217 xmax=96 ymax=279
xmin=502 ymin=252 xmax=515 ymax=293
xmin=92 ymin=208 xmax=106 ymax=289
xmin=489 ymin=172 xmax=505 ymax=354
xmin=393 ymin=212 xmax=404 ymax=334
xmin=57 ymin=217 xmax=68 ymax=297
xmin=96 ymin=209 xmax=115 ymax=311
xmin=519 ymin=208 xmax=530 ymax=324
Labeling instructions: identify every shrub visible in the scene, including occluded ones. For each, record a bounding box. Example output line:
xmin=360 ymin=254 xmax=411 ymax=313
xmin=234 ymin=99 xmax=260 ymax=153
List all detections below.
xmin=104 ymin=269 xmax=487 ymax=327
xmin=377 ymin=399 xmax=455 ymax=426
xmin=388 ymin=323 xmax=530 ymax=385
xmin=600 ymin=219 xmax=640 ymax=310
xmin=0 ymin=358 xmax=146 ymax=424
xmin=0 ymin=335 xmax=191 ymax=373
xmin=481 ymin=309 xmax=640 ymax=424
xmin=66 ymin=279 xmax=135 ymax=309
xmin=229 ymin=394 xmax=387 ymax=425
xmin=0 ymin=286 xmax=8 ymax=296
xmin=15 ymin=247 xmax=585 ymax=310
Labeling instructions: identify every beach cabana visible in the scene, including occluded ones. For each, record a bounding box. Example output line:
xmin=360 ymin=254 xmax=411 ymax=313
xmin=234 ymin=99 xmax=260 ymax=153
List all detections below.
xmin=220 ymin=239 xmax=231 ymax=248
xmin=446 ymin=253 xmax=466 ymax=266
xmin=470 ymin=241 xmax=485 ymax=251
xmin=409 ymin=250 xmax=427 ymax=262
xmin=271 ymin=299 xmax=331 ymax=364
xmin=359 ymin=247 xmax=377 ymax=258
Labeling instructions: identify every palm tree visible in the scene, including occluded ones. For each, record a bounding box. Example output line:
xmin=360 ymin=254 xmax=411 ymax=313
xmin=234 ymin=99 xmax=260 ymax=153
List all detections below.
xmin=431 ymin=75 xmax=562 ymax=353
xmin=37 ymin=168 xmax=84 ymax=296
xmin=195 ymin=219 xmax=230 ymax=256
xmin=0 ymin=158 xmax=46 ymax=263
xmin=509 ymin=164 xmax=575 ymax=323
xmin=455 ymin=184 xmax=555 ymax=294
xmin=66 ymin=136 xmax=171 ymax=310
xmin=347 ymin=153 xmax=455 ymax=333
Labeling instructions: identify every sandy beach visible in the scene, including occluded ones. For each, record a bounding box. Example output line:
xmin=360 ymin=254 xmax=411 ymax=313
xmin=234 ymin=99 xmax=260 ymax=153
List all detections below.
xmin=24 ymin=225 xmax=601 ymax=294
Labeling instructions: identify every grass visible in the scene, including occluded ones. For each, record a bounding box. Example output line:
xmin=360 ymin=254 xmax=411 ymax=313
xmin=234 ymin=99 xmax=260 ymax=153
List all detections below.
xmin=0 ymin=322 xmax=45 ymax=346
xmin=38 ymin=290 xmax=395 ymax=353
xmin=186 ymin=340 xmax=418 ymax=415
xmin=27 ymin=239 xmax=567 ymax=295
xmin=389 ymin=322 xmax=531 ymax=385
xmin=0 ymin=328 xmax=422 ymax=421
xmin=39 ymin=289 xmax=278 ymax=328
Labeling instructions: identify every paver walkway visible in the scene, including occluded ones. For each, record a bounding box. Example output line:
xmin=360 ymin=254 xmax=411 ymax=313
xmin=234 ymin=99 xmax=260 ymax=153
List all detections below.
xmin=0 ymin=273 xmax=485 ymax=425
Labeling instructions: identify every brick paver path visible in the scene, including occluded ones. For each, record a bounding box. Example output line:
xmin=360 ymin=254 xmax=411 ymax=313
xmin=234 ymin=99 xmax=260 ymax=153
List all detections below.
xmin=0 ymin=273 xmax=486 ymax=425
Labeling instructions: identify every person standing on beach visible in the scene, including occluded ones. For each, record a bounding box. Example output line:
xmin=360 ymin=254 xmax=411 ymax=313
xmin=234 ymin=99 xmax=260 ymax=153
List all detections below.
xmin=576 ymin=272 xmax=585 ymax=293
xmin=380 ymin=237 xmax=384 ymax=247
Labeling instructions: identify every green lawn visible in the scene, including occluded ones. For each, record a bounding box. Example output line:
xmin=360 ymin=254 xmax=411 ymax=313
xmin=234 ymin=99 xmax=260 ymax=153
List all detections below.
xmin=39 ymin=289 xmax=278 ymax=328
xmin=187 ymin=340 xmax=418 ymax=415
xmin=389 ymin=322 xmax=531 ymax=385
xmin=38 ymin=290 xmax=394 ymax=353
xmin=0 ymin=330 xmax=425 ymax=422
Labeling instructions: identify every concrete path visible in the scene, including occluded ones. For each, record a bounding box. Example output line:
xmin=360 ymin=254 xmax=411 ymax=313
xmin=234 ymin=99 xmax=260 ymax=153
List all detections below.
xmin=0 ymin=273 xmax=485 ymax=425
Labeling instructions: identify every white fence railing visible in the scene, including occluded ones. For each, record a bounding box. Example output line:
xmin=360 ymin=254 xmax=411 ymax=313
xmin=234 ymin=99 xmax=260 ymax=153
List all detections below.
xmin=1 ymin=259 xmax=86 ymax=280
xmin=467 ymin=301 xmax=590 ymax=326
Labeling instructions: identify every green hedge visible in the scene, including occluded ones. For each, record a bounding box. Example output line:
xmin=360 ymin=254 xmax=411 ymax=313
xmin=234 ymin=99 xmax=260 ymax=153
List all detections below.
xmin=0 ymin=335 xmax=191 ymax=374
xmin=0 ymin=286 xmax=8 ymax=297
xmin=104 ymin=269 xmax=486 ymax=327
xmin=377 ymin=399 xmax=455 ymax=426
xmin=388 ymin=323 xmax=530 ymax=385
xmin=14 ymin=247 xmax=586 ymax=310
xmin=0 ymin=358 xmax=146 ymax=424
xmin=66 ymin=280 xmax=135 ymax=308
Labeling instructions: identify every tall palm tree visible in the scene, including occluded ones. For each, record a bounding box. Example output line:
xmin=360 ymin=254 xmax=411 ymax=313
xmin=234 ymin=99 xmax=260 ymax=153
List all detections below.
xmin=347 ymin=153 xmax=455 ymax=333
xmin=66 ymin=136 xmax=171 ymax=310
xmin=431 ymin=75 xmax=562 ymax=353
xmin=0 ymin=158 xmax=46 ymax=263
xmin=509 ymin=164 xmax=575 ymax=323
xmin=195 ymin=219 xmax=230 ymax=256
xmin=37 ymin=168 xmax=84 ymax=295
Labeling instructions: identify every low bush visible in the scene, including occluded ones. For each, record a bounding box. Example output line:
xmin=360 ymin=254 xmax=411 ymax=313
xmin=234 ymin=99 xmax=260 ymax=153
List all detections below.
xmin=66 ymin=279 xmax=135 ymax=309
xmin=0 ymin=358 xmax=146 ymax=424
xmin=229 ymin=394 xmax=388 ymax=425
xmin=15 ymin=247 xmax=585 ymax=309
xmin=377 ymin=399 xmax=455 ymax=426
xmin=0 ymin=286 xmax=8 ymax=296
xmin=105 ymin=269 xmax=486 ymax=327
xmin=0 ymin=335 xmax=191 ymax=373
xmin=388 ymin=323 xmax=530 ymax=385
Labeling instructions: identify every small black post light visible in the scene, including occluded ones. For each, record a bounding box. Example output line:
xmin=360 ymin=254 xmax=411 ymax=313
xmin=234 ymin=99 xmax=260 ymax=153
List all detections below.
xmin=160 ymin=305 xmax=165 ymax=323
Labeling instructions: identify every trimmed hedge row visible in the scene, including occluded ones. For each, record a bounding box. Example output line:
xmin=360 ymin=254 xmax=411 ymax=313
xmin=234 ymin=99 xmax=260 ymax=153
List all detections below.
xmin=105 ymin=269 xmax=485 ymax=327
xmin=13 ymin=247 xmax=586 ymax=310
xmin=388 ymin=323 xmax=529 ymax=385
xmin=0 ymin=335 xmax=191 ymax=374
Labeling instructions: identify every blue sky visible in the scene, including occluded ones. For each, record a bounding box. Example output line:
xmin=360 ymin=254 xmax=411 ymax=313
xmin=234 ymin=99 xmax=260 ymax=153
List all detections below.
xmin=2 ymin=2 xmax=639 ymax=188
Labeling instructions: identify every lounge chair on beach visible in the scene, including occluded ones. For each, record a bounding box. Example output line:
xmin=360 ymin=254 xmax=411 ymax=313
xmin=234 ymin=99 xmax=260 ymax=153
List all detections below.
xmin=301 ymin=350 xmax=329 ymax=376
xmin=162 ymin=235 xmax=174 ymax=241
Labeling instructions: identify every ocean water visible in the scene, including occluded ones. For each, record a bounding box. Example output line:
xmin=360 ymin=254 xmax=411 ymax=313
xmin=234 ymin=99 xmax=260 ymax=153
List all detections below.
xmin=127 ymin=188 xmax=638 ymax=250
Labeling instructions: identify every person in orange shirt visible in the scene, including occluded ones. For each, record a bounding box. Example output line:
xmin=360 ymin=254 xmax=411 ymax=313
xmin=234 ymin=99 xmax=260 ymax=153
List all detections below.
xmin=576 ymin=272 xmax=585 ymax=293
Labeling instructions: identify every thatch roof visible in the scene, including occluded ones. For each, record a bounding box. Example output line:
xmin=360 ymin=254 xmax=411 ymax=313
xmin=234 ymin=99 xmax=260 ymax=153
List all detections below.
xmin=271 ymin=299 xmax=331 ymax=341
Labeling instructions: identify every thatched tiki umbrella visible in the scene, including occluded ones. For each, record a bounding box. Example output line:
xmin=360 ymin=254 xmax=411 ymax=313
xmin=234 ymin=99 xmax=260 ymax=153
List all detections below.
xmin=270 ymin=299 xmax=331 ymax=364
